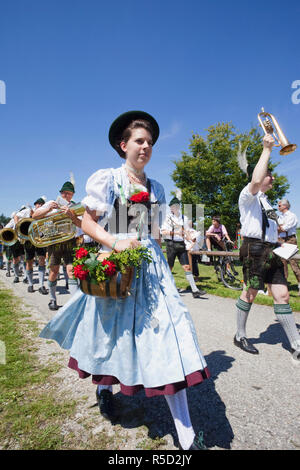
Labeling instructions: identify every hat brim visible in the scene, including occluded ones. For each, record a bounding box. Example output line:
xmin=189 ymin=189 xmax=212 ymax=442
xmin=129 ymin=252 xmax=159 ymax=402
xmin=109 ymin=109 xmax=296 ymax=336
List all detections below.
xmin=109 ymin=110 xmax=160 ymax=151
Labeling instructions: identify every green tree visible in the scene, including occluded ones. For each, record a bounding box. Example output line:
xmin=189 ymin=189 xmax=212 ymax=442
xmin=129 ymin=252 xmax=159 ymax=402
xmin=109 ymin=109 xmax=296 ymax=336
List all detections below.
xmin=171 ymin=123 xmax=289 ymax=237
xmin=0 ymin=213 xmax=10 ymax=227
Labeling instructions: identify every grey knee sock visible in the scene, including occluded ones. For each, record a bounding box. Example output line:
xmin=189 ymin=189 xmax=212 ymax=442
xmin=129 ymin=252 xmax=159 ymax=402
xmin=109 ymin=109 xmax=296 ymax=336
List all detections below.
xmin=68 ymin=278 xmax=78 ymax=296
xmin=38 ymin=265 xmax=45 ymax=287
xmin=26 ymin=269 xmax=33 ymax=287
xmin=185 ymin=271 xmax=198 ymax=293
xmin=236 ymin=297 xmax=252 ymax=340
xmin=48 ymin=280 xmax=57 ymax=301
xmin=13 ymin=263 xmax=19 ymax=278
xmin=274 ymin=304 xmax=300 ymax=351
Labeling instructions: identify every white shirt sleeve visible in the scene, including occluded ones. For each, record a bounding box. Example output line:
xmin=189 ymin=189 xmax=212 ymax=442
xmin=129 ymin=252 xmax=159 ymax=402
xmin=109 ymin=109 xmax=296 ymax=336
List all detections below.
xmin=81 ymin=168 xmax=112 ymax=214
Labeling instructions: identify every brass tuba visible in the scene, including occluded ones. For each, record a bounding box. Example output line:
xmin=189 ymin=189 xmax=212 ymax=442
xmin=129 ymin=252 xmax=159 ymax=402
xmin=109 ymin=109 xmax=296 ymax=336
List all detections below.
xmin=28 ymin=203 xmax=85 ymax=248
xmin=258 ymin=108 xmax=297 ymax=155
xmin=0 ymin=227 xmax=18 ymax=246
xmin=15 ymin=218 xmax=34 ymax=242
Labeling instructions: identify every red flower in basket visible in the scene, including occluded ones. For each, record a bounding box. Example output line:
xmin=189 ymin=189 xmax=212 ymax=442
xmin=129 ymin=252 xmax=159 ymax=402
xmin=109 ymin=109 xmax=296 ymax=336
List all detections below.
xmin=74 ymin=264 xmax=89 ymax=280
xmin=130 ymin=191 xmax=150 ymax=203
xmin=102 ymin=260 xmax=116 ymax=277
xmin=75 ymin=247 xmax=89 ymax=259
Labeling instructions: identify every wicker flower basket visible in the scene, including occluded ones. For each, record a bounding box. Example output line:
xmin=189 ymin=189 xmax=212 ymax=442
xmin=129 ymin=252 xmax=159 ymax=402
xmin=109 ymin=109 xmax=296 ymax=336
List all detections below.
xmin=79 ymin=265 xmax=135 ymax=299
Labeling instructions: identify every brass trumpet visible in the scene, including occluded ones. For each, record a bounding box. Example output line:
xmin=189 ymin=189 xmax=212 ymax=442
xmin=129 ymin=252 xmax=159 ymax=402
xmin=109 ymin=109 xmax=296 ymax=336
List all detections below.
xmin=258 ymin=108 xmax=297 ymax=155
xmin=0 ymin=227 xmax=18 ymax=246
xmin=28 ymin=203 xmax=85 ymax=248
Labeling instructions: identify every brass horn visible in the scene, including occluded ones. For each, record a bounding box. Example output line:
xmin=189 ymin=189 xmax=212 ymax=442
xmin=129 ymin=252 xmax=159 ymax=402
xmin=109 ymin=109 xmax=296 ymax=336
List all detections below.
xmin=15 ymin=217 xmax=34 ymax=242
xmin=0 ymin=227 xmax=18 ymax=246
xmin=28 ymin=203 xmax=85 ymax=248
xmin=258 ymin=108 xmax=297 ymax=155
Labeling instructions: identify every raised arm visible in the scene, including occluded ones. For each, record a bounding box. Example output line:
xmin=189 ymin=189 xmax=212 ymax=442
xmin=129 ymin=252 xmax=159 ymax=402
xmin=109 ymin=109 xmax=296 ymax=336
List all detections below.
xmin=249 ymin=134 xmax=274 ymax=195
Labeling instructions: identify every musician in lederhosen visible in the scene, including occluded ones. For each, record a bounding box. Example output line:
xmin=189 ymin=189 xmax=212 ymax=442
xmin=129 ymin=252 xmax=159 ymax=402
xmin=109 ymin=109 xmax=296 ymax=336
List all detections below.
xmin=4 ymin=208 xmax=26 ymax=283
xmin=32 ymin=182 xmax=82 ymax=310
xmin=234 ymin=134 xmax=300 ymax=360
xmin=161 ymin=197 xmax=206 ymax=298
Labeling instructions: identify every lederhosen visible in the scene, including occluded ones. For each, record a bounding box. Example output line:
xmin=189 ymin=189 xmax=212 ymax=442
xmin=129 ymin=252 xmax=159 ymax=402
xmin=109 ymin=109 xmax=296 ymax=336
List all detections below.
xmin=240 ymin=201 xmax=287 ymax=290
xmin=165 ymin=213 xmax=189 ymax=268
xmin=10 ymin=240 xmax=25 ymax=259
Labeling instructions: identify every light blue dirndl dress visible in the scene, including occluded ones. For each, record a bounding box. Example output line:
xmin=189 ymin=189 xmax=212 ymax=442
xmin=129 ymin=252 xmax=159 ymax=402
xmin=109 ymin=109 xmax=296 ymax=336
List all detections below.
xmin=40 ymin=165 xmax=210 ymax=397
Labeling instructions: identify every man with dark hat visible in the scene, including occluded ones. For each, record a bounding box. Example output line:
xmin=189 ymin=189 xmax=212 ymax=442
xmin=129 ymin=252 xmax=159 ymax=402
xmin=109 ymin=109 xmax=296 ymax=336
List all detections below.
xmin=32 ymin=182 xmax=82 ymax=310
xmin=234 ymin=134 xmax=300 ymax=360
xmin=161 ymin=197 xmax=206 ymax=298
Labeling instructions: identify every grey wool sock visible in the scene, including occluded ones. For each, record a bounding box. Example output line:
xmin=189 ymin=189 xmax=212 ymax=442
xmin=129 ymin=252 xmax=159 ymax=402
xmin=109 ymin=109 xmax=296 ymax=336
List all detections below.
xmin=68 ymin=278 xmax=79 ymax=296
xmin=26 ymin=269 xmax=33 ymax=287
xmin=274 ymin=304 xmax=300 ymax=351
xmin=48 ymin=280 xmax=57 ymax=302
xmin=38 ymin=265 xmax=45 ymax=287
xmin=235 ymin=297 xmax=252 ymax=341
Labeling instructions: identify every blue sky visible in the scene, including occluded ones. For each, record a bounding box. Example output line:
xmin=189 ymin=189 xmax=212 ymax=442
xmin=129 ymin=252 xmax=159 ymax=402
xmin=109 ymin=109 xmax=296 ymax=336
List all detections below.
xmin=1 ymin=0 xmax=299 ymax=224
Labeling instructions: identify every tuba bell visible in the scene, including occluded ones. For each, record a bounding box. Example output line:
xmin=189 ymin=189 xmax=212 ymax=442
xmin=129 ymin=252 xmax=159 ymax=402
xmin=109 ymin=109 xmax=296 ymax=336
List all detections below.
xmin=0 ymin=227 xmax=18 ymax=246
xmin=28 ymin=203 xmax=85 ymax=248
xmin=15 ymin=218 xmax=34 ymax=242
xmin=258 ymin=108 xmax=297 ymax=155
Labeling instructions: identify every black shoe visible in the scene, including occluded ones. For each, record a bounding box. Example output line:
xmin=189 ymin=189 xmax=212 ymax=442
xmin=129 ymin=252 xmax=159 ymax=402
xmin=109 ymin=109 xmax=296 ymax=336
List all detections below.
xmin=234 ymin=336 xmax=259 ymax=354
xmin=27 ymin=285 xmax=34 ymax=293
xmin=192 ymin=290 xmax=206 ymax=298
xmin=39 ymin=286 xmax=49 ymax=295
xmin=23 ymin=278 xmax=29 ymax=284
xmin=6 ymin=272 xmax=11 ymax=277
xmin=291 ymin=348 xmax=300 ymax=361
xmin=96 ymin=388 xmax=115 ymax=421
xmin=13 ymin=277 xmax=19 ymax=283
xmin=179 ymin=432 xmax=208 ymax=450
xmin=48 ymin=300 xmax=59 ymax=311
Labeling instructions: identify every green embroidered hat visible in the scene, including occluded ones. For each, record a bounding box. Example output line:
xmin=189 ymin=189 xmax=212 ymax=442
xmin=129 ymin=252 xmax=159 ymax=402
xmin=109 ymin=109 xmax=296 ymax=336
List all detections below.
xmin=108 ymin=110 xmax=160 ymax=154
xmin=60 ymin=181 xmax=75 ymax=193
xmin=34 ymin=198 xmax=45 ymax=206
xmin=169 ymin=197 xmax=181 ymax=206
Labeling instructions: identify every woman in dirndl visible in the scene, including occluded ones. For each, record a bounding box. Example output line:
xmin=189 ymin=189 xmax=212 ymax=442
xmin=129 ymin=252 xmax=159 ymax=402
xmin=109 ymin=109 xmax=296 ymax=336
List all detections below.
xmin=40 ymin=111 xmax=211 ymax=450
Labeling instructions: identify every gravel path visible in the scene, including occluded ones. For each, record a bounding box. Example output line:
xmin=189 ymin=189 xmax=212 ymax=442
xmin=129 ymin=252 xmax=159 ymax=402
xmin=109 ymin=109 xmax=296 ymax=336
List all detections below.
xmin=1 ymin=266 xmax=299 ymax=450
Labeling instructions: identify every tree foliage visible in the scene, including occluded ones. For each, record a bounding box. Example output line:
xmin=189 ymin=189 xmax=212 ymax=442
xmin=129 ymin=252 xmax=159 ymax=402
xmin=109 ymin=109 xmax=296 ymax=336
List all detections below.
xmin=0 ymin=213 xmax=10 ymax=227
xmin=171 ymin=123 xmax=289 ymax=237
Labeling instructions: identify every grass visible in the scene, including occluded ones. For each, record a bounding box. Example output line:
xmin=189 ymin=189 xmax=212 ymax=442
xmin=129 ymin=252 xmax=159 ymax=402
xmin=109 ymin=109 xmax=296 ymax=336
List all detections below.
xmin=0 ymin=286 xmax=77 ymax=450
xmin=0 ymin=283 xmax=169 ymax=450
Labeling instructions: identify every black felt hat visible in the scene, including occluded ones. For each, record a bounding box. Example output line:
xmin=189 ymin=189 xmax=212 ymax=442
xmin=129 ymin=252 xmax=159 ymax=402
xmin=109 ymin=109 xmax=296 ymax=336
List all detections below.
xmin=108 ymin=110 xmax=160 ymax=153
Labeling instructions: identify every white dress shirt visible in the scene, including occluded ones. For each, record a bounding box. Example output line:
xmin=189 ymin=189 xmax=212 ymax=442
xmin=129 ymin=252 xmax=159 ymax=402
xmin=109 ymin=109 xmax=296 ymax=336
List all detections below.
xmin=239 ymin=183 xmax=278 ymax=243
xmin=278 ymin=210 xmax=298 ymax=238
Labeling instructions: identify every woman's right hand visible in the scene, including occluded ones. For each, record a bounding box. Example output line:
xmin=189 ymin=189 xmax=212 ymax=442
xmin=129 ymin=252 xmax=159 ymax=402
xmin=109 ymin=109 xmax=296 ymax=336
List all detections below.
xmin=113 ymin=237 xmax=141 ymax=252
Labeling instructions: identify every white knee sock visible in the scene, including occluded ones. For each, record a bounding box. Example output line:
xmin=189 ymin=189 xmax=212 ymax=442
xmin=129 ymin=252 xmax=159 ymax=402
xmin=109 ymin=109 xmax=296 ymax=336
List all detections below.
xmin=164 ymin=389 xmax=195 ymax=449
xmin=185 ymin=271 xmax=199 ymax=293
xmin=97 ymin=384 xmax=113 ymax=394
